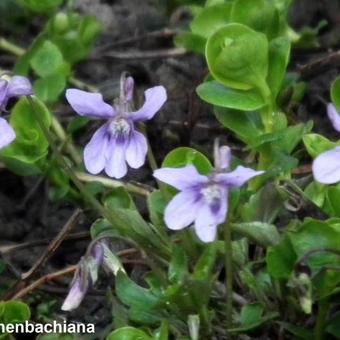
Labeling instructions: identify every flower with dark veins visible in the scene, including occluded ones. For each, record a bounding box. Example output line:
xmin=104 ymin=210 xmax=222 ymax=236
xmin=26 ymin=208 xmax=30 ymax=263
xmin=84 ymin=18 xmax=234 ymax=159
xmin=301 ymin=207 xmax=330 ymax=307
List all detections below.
xmin=154 ymin=146 xmax=264 ymax=242
xmin=0 ymin=75 xmax=32 ymax=149
xmin=313 ymin=103 xmax=340 ymax=184
xmin=66 ymin=74 xmax=167 ymax=178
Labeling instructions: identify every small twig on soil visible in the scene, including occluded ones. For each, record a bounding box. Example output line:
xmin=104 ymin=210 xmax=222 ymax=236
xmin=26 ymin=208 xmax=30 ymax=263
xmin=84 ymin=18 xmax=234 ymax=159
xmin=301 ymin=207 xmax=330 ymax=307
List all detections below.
xmin=95 ymin=47 xmax=187 ymax=61
xmin=97 ymin=28 xmax=176 ymax=51
xmin=21 ymin=209 xmax=83 ymax=281
xmin=298 ymin=49 xmax=340 ymax=79
xmin=11 ymin=247 xmax=139 ymax=300
xmin=11 ymin=265 xmax=77 ymax=300
xmin=0 ymin=231 xmax=90 ymax=255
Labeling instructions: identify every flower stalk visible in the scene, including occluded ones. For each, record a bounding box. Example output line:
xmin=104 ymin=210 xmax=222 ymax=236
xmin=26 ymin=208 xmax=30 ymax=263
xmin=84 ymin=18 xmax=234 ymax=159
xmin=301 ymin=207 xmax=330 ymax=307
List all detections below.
xmin=223 ymin=217 xmax=233 ymax=332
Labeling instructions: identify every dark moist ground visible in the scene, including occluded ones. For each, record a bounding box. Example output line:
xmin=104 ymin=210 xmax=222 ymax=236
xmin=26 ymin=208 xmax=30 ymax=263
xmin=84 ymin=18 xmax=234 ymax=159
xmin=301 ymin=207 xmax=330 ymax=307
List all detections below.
xmin=0 ymin=0 xmax=339 ymax=334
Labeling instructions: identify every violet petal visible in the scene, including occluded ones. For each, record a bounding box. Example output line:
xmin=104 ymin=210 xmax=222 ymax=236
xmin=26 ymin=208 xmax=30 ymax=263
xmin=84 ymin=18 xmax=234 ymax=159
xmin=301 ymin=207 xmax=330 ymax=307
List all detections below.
xmin=0 ymin=80 xmax=9 ymax=109
xmin=125 ymin=130 xmax=147 ymax=168
xmin=105 ymin=138 xmax=128 ymax=178
xmin=66 ymin=89 xmax=115 ymax=119
xmin=312 ymin=146 xmax=340 ymax=184
xmin=164 ymin=189 xmax=203 ymax=230
xmin=194 ymin=189 xmax=228 ymax=242
xmin=154 ymin=165 xmax=208 ymax=190
xmin=7 ymin=76 xmax=32 ymax=98
xmin=216 ymin=166 xmax=264 ymax=188
xmin=0 ymin=117 xmax=16 ymax=149
xmin=84 ymin=124 xmax=110 ymax=175
xmin=194 ymin=205 xmax=219 ymax=243
xmin=124 ymin=76 xmax=134 ymax=102
xmin=131 ymin=86 xmax=167 ymax=122
xmin=327 ymin=103 xmax=340 ymax=133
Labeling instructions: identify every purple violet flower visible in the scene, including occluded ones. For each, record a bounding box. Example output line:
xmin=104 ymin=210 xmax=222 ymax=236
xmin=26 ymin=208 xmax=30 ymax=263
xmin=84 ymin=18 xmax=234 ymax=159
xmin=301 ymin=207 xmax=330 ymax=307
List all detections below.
xmin=154 ymin=146 xmax=264 ymax=242
xmin=313 ymin=103 xmax=340 ymax=184
xmin=66 ymin=74 xmax=167 ymax=178
xmin=0 ymin=75 xmax=32 ymax=149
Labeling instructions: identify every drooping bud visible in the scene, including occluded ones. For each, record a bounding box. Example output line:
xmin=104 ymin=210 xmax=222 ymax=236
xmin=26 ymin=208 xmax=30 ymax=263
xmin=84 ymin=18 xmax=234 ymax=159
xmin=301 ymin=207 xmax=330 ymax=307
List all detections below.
xmin=214 ymin=139 xmax=231 ymax=171
xmin=61 ymin=260 xmax=89 ymax=311
xmin=87 ymin=241 xmax=104 ymax=284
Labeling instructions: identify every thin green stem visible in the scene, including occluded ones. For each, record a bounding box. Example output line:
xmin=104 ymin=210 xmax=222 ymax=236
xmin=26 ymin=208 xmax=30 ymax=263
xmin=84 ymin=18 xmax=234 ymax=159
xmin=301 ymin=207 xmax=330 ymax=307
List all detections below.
xmin=223 ymin=219 xmax=233 ymax=333
xmin=0 ymin=38 xmax=25 ymax=56
xmin=315 ymin=300 xmax=328 ymax=340
xmin=74 ymin=171 xmax=152 ymax=196
xmin=51 ymin=116 xmax=82 ymax=165
xmin=27 ymin=96 xmax=109 ymax=218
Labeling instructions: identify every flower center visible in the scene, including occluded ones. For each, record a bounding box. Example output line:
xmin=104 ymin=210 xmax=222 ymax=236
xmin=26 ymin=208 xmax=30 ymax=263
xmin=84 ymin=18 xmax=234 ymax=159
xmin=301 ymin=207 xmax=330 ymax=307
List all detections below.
xmin=109 ymin=117 xmax=131 ymax=137
xmin=201 ymin=184 xmax=221 ymax=206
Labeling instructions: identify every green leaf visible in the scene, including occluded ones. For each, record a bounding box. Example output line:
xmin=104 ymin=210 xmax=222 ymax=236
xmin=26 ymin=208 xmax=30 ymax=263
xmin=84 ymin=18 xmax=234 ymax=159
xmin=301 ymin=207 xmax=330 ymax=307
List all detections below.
xmin=267 ymin=37 xmax=291 ymax=99
xmin=276 ymin=322 xmax=313 ymax=339
xmin=232 ymin=222 xmax=280 ymax=247
xmin=304 ymin=182 xmax=326 ymax=208
xmin=147 ymin=190 xmax=167 ymax=227
xmin=197 ymin=81 xmax=266 ymax=111
xmin=104 ymin=187 xmax=135 ymax=210
xmin=303 ymin=133 xmax=337 ymax=158
xmin=3 ymin=301 xmax=30 ymax=324
xmin=107 ymin=327 xmax=152 ymax=340
xmin=154 ymin=320 xmax=169 ymax=340
xmin=162 ymin=147 xmax=212 ymax=175
xmin=174 ymin=32 xmax=206 ymax=54
xmin=206 ymin=23 xmax=268 ymax=91
xmin=331 ymin=77 xmax=340 ymax=111
xmin=230 ymin=0 xmax=279 ymax=39
xmin=0 ymin=97 xmax=51 ymax=176
xmin=215 ymin=107 xmax=263 ymax=144
xmin=266 ymin=234 xmax=297 ymax=279
xmin=30 ymin=41 xmax=64 ymax=77
xmin=193 ymin=243 xmax=218 ymax=281
xmin=34 ymin=74 xmax=66 ymax=103
xmin=20 ymin=0 xmax=63 ymax=13
xmin=241 ymin=183 xmax=286 ymax=224
xmin=324 ymin=186 xmax=340 ymax=217
xmin=168 ymin=245 xmax=188 ymax=283
xmin=190 ymin=3 xmax=232 ymax=38
xmin=240 ymin=303 xmax=264 ymax=327
xmin=116 ymin=271 xmax=162 ymax=310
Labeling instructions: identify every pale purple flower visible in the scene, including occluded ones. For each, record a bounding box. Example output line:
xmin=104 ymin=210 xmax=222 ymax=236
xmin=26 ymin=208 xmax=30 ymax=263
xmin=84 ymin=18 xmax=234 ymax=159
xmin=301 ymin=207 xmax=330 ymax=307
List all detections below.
xmin=62 ymin=241 xmax=105 ymax=311
xmin=313 ymin=103 xmax=340 ymax=184
xmin=154 ymin=146 xmax=264 ymax=243
xmin=61 ymin=260 xmax=89 ymax=311
xmin=66 ymin=74 xmax=167 ymax=178
xmin=0 ymin=75 xmax=32 ymax=149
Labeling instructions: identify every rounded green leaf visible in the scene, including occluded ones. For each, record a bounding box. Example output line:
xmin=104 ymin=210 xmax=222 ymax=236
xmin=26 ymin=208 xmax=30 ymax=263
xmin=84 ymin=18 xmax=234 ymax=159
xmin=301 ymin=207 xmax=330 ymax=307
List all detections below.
xmin=190 ymin=3 xmax=232 ymax=38
xmin=3 ymin=301 xmax=30 ymax=324
xmin=30 ymin=41 xmax=64 ymax=77
xmin=231 ymin=0 xmax=279 ymax=39
xmin=34 ymin=74 xmax=66 ymax=103
xmin=331 ymin=77 xmax=340 ymax=111
xmin=0 ymin=97 xmax=52 ymax=175
xmin=197 ymin=80 xmax=266 ymax=111
xmin=162 ymin=147 xmax=212 ymax=175
xmin=206 ymin=23 xmax=269 ymax=91
xmin=107 ymin=327 xmax=151 ymax=340
xmin=267 ymin=37 xmax=291 ymax=99
xmin=303 ymin=133 xmax=336 ymax=158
